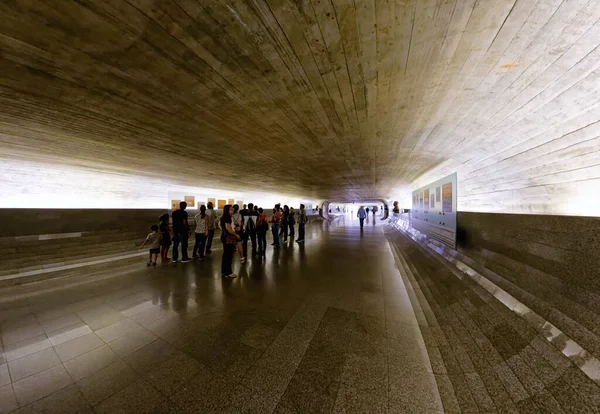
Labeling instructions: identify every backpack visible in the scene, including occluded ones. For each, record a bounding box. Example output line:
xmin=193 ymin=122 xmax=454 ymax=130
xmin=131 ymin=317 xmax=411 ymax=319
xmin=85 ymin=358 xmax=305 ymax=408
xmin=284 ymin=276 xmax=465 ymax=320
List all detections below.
xmin=247 ymin=215 xmax=256 ymax=231
xmin=257 ymin=215 xmax=269 ymax=230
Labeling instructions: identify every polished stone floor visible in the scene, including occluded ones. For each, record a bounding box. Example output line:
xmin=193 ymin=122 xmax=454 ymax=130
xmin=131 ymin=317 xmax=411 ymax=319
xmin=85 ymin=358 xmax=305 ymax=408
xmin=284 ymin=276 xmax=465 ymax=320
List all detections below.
xmin=0 ymin=215 xmax=440 ymax=413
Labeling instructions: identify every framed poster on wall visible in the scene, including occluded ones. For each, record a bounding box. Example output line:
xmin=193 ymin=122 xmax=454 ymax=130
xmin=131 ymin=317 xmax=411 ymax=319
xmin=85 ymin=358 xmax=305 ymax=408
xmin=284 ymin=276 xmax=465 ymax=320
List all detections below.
xmin=171 ymin=200 xmax=180 ymax=210
xmin=197 ymin=201 xmax=206 ymax=209
xmin=227 ymin=199 xmax=234 ymax=205
xmin=184 ymin=196 xmax=195 ymax=208
xmin=218 ymin=199 xmax=226 ymax=209
xmin=411 ymin=173 xmax=457 ymax=248
xmin=207 ymin=198 xmax=216 ymax=207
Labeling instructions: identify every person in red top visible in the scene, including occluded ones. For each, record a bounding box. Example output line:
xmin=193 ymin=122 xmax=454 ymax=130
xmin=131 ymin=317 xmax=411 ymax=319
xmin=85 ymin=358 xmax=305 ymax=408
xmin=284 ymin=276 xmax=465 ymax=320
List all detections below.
xmin=256 ymin=208 xmax=269 ymax=257
xmin=270 ymin=207 xmax=283 ymax=248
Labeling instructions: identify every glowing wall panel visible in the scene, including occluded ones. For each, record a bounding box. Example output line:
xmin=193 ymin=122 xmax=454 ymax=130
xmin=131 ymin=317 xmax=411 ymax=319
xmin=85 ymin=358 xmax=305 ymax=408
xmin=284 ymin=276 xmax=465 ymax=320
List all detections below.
xmin=411 ymin=173 xmax=458 ymax=248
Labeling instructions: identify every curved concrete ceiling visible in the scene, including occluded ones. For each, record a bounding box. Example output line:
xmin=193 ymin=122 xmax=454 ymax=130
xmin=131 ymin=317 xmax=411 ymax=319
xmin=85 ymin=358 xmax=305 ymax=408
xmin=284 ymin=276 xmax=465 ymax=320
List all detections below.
xmin=1 ymin=1 xmax=599 ymax=213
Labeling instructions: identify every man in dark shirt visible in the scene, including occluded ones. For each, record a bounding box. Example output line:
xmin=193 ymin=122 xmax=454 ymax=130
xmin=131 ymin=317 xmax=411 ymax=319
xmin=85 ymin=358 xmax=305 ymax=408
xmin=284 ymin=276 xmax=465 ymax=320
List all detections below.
xmin=172 ymin=201 xmax=191 ymax=263
xmin=241 ymin=202 xmax=259 ymax=258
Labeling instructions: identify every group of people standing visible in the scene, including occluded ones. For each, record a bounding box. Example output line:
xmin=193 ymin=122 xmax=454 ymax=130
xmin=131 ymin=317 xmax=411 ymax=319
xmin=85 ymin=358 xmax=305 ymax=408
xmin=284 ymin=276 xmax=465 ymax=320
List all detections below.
xmin=141 ymin=201 xmax=308 ymax=279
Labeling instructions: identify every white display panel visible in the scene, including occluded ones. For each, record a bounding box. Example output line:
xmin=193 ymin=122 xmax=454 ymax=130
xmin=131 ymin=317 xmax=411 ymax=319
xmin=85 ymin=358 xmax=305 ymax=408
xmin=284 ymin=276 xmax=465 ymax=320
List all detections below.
xmin=411 ymin=173 xmax=457 ymax=248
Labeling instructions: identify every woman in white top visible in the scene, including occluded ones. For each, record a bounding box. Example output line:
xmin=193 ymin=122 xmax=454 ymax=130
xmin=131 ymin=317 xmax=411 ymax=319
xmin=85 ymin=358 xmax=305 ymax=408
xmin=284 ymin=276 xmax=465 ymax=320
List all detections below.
xmin=193 ymin=205 xmax=209 ymax=260
xmin=232 ymin=204 xmax=245 ymax=263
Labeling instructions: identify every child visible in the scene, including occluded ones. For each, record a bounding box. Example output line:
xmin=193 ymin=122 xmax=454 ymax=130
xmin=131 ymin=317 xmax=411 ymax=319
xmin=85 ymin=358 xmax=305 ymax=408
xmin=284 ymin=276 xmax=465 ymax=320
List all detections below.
xmin=140 ymin=225 xmax=161 ymax=266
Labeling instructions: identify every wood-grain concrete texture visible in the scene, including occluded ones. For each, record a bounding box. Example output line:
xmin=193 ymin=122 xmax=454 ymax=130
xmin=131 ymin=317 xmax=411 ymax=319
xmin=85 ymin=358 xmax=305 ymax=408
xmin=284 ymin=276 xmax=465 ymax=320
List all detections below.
xmin=1 ymin=1 xmax=599 ymax=210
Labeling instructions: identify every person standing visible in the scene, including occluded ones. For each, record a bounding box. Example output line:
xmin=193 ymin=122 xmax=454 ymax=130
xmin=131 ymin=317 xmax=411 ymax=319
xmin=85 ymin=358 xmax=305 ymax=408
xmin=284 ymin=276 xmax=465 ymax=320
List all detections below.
xmin=357 ymin=206 xmax=367 ymax=229
xmin=288 ymin=207 xmax=296 ymax=239
xmin=242 ymin=202 xmax=259 ymax=259
xmin=366 ymin=207 xmax=370 ymax=217
xmin=193 ymin=205 xmax=209 ymax=260
xmin=296 ymin=204 xmax=307 ymax=243
xmin=158 ymin=213 xmax=171 ymax=264
xmin=256 ymin=207 xmax=269 ymax=256
xmin=271 ymin=207 xmax=282 ymax=248
xmin=280 ymin=205 xmax=289 ymax=242
xmin=231 ymin=204 xmax=245 ymax=263
xmin=220 ymin=205 xmax=239 ymax=278
xmin=205 ymin=201 xmax=217 ymax=255
xmin=172 ymin=201 xmax=191 ymax=263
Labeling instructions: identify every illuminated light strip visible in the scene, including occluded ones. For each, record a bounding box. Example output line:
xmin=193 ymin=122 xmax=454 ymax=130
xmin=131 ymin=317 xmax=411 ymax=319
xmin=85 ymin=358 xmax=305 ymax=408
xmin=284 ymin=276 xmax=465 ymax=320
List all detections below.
xmin=389 ymin=220 xmax=600 ymax=384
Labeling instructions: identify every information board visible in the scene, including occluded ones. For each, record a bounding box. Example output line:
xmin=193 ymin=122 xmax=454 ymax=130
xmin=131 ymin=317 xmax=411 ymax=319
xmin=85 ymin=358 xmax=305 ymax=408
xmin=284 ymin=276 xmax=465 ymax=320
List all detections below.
xmin=411 ymin=173 xmax=457 ymax=248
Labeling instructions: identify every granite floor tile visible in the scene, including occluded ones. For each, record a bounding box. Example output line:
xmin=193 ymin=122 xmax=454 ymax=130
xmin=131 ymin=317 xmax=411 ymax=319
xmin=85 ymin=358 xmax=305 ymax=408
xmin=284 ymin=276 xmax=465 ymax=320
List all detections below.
xmin=333 ymin=382 xmax=388 ymax=414
xmin=63 ymin=344 xmax=120 ymax=382
xmin=562 ymin=366 xmax=600 ymax=411
xmin=492 ymin=361 xmax=530 ymax=403
xmin=46 ymin=322 xmax=92 ymax=346
xmin=4 ymin=334 xmax=52 ymax=362
xmin=94 ymin=318 xmax=143 ymax=343
xmin=427 ymin=346 xmax=447 ymax=374
xmin=144 ymin=352 xmax=204 ymax=396
xmin=547 ymin=376 xmax=594 ymax=414
xmin=7 ymin=347 xmax=61 ymax=382
xmin=54 ymin=332 xmax=104 ymax=362
xmin=18 ymin=384 xmax=90 ymax=414
xmin=240 ymin=321 xmax=281 ymax=350
xmin=506 ymin=354 xmax=545 ymax=396
xmin=515 ymin=397 xmax=540 ymax=413
xmin=170 ymin=369 xmax=232 ymax=413
xmin=75 ymin=360 xmax=138 ymax=406
xmin=0 ymin=363 xmax=10 ymax=387
xmin=465 ymin=371 xmax=496 ymax=411
xmin=122 ymin=338 xmax=180 ymax=374
xmin=106 ymin=328 xmax=157 ymax=358
xmin=0 ymin=383 xmax=18 ymax=414
xmin=76 ymin=305 xmax=126 ymax=331
xmin=222 ymin=384 xmax=282 ymax=414
xmin=277 ymin=369 xmax=340 ymax=414
xmin=39 ymin=313 xmax=82 ymax=334
xmin=447 ymin=373 xmax=479 ymax=413
xmin=532 ymin=387 xmax=567 ymax=413
xmin=12 ymin=364 xmax=72 ymax=406
xmin=388 ymin=343 xmax=432 ymax=373
xmin=93 ymin=379 xmax=174 ymax=414
xmin=434 ymin=374 xmax=461 ymax=413
xmin=1 ymin=324 xmax=44 ymax=347
xmin=389 ymin=370 xmax=442 ymax=412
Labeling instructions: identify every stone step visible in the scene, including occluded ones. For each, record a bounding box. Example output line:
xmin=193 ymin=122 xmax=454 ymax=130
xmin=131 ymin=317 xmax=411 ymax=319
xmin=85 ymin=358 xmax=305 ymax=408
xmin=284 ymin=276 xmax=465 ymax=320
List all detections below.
xmin=385 ymin=225 xmax=600 ymax=413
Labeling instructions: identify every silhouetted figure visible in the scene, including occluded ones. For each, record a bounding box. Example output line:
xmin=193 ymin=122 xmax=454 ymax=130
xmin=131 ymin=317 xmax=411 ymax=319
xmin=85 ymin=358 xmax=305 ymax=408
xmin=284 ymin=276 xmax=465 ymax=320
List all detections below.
xmin=357 ymin=206 xmax=367 ymax=229
xmin=296 ymin=204 xmax=307 ymax=243
xmin=205 ymin=202 xmax=217 ymax=255
xmin=172 ymin=201 xmax=191 ymax=263
xmin=271 ymin=207 xmax=283 ymax=248
xmin=158 ymin=213 xmax=171 ymax=264
xmin=257 ymin=208 xmax=269 ymax=256
xmin=220 ymin=205 xmax=239 ymax=278
xmin=288 ymin=207 xmax=296 ymax=239
xmin=192 ymin=205 xmax=208 ymax=260
xmin=242 ymin=202 xmax=259 ymax=258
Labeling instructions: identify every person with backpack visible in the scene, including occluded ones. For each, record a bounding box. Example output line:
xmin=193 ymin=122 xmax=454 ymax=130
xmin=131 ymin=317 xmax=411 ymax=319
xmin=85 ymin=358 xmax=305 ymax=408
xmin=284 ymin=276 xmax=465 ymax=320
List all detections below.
xmin=241 ymin=202 xmax=259 ymax=259
xmin=296 ymin=204 xmax=307 ymax=243
xmin=256 ymin=207 xmax=269 ymax=256
xmin=270 ymin=207 xmax=282 ymax=248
